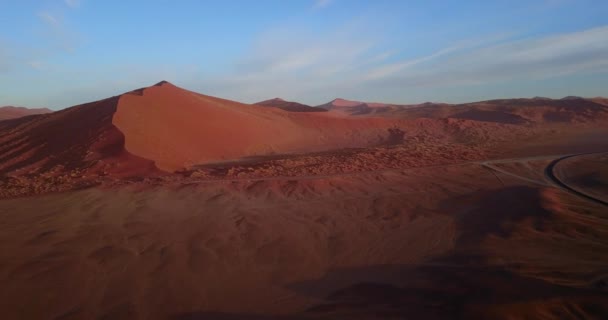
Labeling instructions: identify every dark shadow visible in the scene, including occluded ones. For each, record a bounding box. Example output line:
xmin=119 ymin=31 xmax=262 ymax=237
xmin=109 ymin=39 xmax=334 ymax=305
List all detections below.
xmin=0 ymin=96 xmax=122 ymax=176
xmin=295 ymin=263 xmax=608 ymax=319
xmin=172 ymin=186 xmax=608 ymax=319
xmin=177 ymin=263 xmax=608 ymax=319
xmin=443 ymin=186 xmax=553 ymax=246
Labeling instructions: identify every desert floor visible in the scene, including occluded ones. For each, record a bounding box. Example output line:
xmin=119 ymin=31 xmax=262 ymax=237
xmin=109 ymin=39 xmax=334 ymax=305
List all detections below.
xmin=1 ymin=131 xmax=607 ymax=320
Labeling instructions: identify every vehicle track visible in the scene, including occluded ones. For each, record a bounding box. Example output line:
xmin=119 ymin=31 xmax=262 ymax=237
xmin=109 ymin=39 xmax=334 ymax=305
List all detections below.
xmin=481 ymin=152 xmax=608 ymax=206
xmin=544 ymin=153 xmax=608 ymax=206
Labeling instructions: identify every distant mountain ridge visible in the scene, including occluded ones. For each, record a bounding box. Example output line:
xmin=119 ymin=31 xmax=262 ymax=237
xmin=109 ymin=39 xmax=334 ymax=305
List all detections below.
xmin=254 ymin=98 xmax=327 ymax=112
xmin=315 ymin=98 xmax=447 ymax=116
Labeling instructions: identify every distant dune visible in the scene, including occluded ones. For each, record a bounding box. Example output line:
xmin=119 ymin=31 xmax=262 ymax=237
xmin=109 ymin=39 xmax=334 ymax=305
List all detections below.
xmin=0 ymin=106 xmax=52 ymax=120
xmin=254 ymin=98 xmax=327 ymax=112
xmin=382 ymin=98 xmax=608 ymax=124
xmin=317 ymin=98 xmax=449 ymax=116
xmin=315 ymin=96 xmax=608 ymax=124
xmin=317 ymin=98 xmax=393 ymax=114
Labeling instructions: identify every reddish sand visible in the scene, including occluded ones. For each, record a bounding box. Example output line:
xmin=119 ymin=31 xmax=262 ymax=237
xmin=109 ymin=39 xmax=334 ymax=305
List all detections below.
xmin=1 ymin=82 xmax=608 ymax=319
xmin=1 ymin=155 xmax=608 ymax=319
xmin=0 ymin=106 xmax=52 ymax=120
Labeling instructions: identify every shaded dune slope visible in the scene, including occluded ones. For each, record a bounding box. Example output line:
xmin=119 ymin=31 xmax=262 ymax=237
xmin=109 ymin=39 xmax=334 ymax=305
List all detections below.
xmin=0 ymin=97 xmax=156 ymax=178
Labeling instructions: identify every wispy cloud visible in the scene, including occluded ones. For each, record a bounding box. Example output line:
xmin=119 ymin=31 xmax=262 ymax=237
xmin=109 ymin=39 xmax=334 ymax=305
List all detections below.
xmin=364 ymin=46 xmax=460 ymax=80
xmin=0 ymin=9 xmax=85 ymax=76
xmin=37 ymin=12 xmax=60 ymax=27
xmin=368 ymin=51 xmax=394 ymax=64
xmin=368 ymin=25 xmax=608 ymax=88
xmin=36 ymin=11 xmax=81 ymax=52
xmin=313 ymin=0 xmax=332 ymax=9
xmin=65 ymin=0 xmax=80 ymax=8
xmin=197 ymin=24 xmax=378 ymax=103
xmin=27 ymin=60 xmax=45 ymax=70
xmin=0 ymin=39 xmax=49 ymax=74
xmin=195 ymin=22 xmax=608 ymax=105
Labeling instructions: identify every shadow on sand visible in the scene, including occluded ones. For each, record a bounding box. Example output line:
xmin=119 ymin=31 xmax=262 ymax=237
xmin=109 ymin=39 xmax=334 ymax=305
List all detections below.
xmin=172 ymin=186 xmax=608 ymax=320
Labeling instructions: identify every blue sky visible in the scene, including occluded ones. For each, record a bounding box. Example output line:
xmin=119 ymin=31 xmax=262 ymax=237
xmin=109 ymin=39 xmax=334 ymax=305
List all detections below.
xmin=1 ymin=0 xmax=608 ymax=109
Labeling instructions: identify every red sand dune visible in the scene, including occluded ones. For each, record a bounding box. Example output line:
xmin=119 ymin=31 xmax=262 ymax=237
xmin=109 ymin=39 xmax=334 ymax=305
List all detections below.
xmin=1 ymin=81 xmax=606 ymax=191
xmin=114 ymin=81 xmax=414 ymax=171
xmin=0 ymin=81 xmax=423 ymax=176
xmin=0 ymin=106 xmax=52 ymax=120
xmin=319 ymin=98 xmax=366 ymax=109
xmin=107 ymin=82 xmax=586 ymax=172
